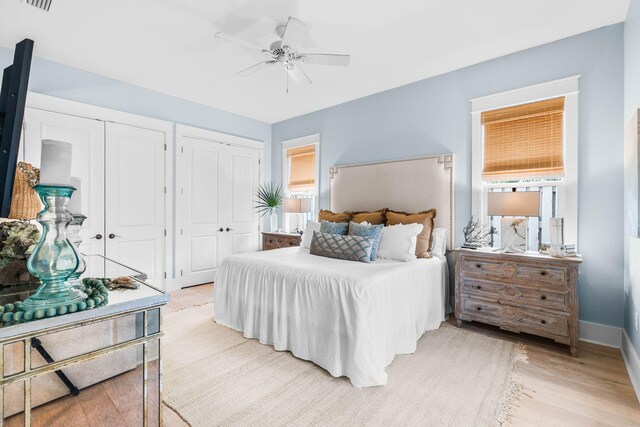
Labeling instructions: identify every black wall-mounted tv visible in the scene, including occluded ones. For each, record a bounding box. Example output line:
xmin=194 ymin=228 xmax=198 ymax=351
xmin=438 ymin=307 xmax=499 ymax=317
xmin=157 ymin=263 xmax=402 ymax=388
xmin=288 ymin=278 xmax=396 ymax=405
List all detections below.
xmin=0 ymin=38 xmax=34 ymax=218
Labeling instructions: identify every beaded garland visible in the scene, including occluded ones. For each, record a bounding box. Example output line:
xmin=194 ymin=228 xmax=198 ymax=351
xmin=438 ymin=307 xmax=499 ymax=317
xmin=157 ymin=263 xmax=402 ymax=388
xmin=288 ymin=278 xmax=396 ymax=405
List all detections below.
xmin=0 ymin=277 xmax=110 ymax=326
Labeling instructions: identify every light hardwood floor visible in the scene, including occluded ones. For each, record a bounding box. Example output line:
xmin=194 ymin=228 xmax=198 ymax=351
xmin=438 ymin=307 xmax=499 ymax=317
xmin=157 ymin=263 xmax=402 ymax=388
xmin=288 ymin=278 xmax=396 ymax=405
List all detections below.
xmin=6 ymin=283 xmax=640 ymax=426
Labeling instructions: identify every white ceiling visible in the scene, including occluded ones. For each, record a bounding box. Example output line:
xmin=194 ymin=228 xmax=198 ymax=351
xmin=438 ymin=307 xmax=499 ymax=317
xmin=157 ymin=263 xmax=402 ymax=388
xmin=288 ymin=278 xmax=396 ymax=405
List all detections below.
xmin=0 ymin=0 xmax=630 ymax=123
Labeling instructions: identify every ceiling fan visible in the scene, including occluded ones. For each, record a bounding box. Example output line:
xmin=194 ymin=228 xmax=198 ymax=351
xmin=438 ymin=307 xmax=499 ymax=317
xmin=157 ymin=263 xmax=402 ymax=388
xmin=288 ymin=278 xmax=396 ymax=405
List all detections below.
xmin=215 ymin=17 xmax=350 ymax=88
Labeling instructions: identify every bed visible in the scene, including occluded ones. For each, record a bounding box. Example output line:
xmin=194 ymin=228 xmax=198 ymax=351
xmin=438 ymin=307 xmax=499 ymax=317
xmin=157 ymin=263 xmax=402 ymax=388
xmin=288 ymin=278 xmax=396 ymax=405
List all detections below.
xmin=214 ymin=155 xmax=455 ymax=387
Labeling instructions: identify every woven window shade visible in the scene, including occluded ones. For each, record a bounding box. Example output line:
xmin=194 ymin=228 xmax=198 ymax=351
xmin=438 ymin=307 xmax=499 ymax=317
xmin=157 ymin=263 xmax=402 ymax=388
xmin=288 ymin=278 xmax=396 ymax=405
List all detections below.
xmin=482 ymin=97 xmax=565 ymax=181
xmin=287 ymin=145 xmax=315 ymax=191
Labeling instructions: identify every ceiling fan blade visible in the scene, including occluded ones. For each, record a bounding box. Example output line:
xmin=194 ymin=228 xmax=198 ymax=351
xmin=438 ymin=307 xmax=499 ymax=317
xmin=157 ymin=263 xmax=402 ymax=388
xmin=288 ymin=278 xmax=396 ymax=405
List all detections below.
xmin=281 ymin=17 xmax=308 ymax=48
xmin=215 ymin=32 xmax=265 ymax=53
xmin=286 ymin=63 xmax=312 ymax=87
xmin=298 ymin=53 xmax=350 ymax=67
xmin=237 ymin=61 xmax=273 ymax=77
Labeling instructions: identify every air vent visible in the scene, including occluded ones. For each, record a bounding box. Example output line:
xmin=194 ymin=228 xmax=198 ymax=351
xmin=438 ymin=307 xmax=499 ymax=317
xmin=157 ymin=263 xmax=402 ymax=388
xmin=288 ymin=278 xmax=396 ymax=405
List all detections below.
xmin=22 ymin=0 xmax=52 ymax=11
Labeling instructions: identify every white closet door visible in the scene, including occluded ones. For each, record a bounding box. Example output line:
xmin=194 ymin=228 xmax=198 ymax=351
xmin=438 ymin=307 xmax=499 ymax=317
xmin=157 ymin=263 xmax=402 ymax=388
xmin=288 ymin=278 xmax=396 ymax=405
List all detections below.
xmin=178 ymin=136 xmax=227 ymax=285
xmin=22 ymin=108 xmax=105 ymax=277
xmin=105 ymin=123 xmax=165 ymax=286
xmin=226 ymin=145 xmax=261 ymax=256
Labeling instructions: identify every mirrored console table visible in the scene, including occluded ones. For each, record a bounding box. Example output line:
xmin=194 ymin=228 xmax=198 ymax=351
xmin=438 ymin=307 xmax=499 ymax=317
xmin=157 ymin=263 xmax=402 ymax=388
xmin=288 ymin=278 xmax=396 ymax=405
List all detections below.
xmin=0 ymin=255 xmax=168 ymax=426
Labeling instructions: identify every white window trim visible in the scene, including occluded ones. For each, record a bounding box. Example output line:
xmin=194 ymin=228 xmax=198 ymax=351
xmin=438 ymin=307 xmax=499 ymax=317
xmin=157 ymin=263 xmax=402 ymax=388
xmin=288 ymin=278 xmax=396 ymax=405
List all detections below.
xmin=470 ymin=76 xmax=580 ymax=247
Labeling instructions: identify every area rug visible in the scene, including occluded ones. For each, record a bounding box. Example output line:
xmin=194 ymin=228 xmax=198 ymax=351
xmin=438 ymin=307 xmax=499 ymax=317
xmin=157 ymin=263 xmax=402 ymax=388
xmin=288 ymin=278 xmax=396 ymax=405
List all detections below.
xmin=162 ymin=303 xmax=526 ymax=427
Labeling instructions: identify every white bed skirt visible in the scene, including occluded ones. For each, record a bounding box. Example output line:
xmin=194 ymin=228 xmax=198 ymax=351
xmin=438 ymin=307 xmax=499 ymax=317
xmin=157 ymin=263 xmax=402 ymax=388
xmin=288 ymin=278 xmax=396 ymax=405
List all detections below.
xmin=214 ymin=247 xmax=447 ymax=387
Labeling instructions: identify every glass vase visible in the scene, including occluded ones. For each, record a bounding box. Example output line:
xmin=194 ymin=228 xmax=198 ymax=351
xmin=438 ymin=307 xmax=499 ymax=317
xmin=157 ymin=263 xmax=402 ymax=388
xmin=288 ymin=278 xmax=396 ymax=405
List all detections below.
xmin=66 ymin=213 xmax=87 ymax=290
xmin=22 ymin=185 xmax=86 ymax=310
xmin=270 ymin=210 xmax=278 ymax=232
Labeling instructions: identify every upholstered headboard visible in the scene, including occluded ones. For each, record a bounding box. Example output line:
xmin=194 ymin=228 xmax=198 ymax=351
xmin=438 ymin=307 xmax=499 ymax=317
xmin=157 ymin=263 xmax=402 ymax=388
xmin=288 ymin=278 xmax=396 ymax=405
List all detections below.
xmin=329 ymin=154 xmax=455 ymax=248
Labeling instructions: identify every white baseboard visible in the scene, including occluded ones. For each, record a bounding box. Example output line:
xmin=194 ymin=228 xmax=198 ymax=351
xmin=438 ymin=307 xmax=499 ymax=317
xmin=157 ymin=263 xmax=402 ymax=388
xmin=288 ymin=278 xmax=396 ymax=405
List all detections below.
xmin=622 ymin=330 xmax=640 ymax=403
xmin=579 ymin=320 xmax=622 ymax=348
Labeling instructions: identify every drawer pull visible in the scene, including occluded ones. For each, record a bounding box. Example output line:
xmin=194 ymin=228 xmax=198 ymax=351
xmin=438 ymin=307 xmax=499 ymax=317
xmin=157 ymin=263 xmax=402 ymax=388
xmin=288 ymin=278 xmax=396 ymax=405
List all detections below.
xmin=289 ymin=242 xmax=293 ymax=245
xmin=541 ymin=320 xmax=547 ymax=325
xmin=476 ymin=264 xmax=482 ymax=268
xmin=541 ymin=295 xmax=547 ymax=300
xmin=476 ymin=306 xmax=482 ymax=311
xmin=268 ymin=239 xmax=273 ymax=243
xmin=476 ymin=285 xmax=482 ymax=290
xmin=540 ymin=271 xmax=547 ymax=276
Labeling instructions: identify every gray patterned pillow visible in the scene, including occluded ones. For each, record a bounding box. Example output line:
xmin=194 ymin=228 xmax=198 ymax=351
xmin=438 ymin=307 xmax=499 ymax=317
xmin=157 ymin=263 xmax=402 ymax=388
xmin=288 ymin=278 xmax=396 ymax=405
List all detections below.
xmin=309 ymin=231 xmax=374 ymax=263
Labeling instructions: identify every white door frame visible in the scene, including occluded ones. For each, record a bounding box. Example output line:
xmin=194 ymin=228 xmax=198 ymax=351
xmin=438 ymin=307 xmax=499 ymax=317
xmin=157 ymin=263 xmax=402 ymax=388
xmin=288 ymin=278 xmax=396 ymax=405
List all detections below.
xmin=174 ymin=124 xmax=263 ymax=290
xmin=24 ymin=92 xmax=174 ymax=289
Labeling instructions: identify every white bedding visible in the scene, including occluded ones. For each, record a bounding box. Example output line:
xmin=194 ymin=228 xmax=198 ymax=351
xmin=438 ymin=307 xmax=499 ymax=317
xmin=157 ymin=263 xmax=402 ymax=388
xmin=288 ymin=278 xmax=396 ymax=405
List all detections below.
xmin=213 ymin=247 xmax=447 ymax=387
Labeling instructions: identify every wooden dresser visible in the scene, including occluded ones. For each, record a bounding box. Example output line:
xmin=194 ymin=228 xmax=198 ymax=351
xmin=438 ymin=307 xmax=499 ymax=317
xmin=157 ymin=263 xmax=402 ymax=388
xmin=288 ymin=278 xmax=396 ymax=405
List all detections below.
xmin=455 ymin=249 xmax=582 ymax=356
xmin=262 ymin=232 xmax=302 ymax=250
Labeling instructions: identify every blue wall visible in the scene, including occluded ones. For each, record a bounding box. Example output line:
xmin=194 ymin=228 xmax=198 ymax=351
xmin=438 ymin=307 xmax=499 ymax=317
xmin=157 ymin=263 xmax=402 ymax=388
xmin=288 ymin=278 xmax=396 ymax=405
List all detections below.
xmin=272 ymin=24 xmax=625 ymax=328
xmin=624 ymin=1 xmax=640 ymax=354
xmin=0 ymin=47 xmax=272 ymax=173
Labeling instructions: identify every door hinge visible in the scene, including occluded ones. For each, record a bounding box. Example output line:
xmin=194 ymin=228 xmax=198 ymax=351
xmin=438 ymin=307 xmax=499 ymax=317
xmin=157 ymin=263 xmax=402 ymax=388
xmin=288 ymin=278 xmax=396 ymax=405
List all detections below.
xmin=181 ymin=270 xmax=183 ymax=276
xmin=164 ymin=272 xmax=167 ymax=279
xmin=164 ymin=143 xmax=167 ymax=151
xmin=180 ymin=229 xmax=183 ymax=235
xmin=164 ymin=229 xmax=167 ymax=237
xmin=164 ymin=186 xmax=167 ymax=194
xmin=181 ymin=146 xmax=184 ymax=154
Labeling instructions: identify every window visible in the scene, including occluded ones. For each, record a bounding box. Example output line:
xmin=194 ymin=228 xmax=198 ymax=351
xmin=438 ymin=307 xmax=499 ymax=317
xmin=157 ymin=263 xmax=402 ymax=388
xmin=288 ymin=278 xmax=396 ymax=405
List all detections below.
xmin=471 ymin=77 xmax=579 ymax=250
xmin=282 ymin=134 xmax=319 ymax=231
xmin=286 ymin=145 xmax=316 ymax=192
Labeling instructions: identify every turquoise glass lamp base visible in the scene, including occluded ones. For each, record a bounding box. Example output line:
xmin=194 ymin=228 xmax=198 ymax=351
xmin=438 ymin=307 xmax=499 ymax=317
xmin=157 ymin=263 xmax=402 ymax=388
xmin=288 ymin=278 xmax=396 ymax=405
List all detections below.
xmin=22 ymin=185 xmax=87 ymax=311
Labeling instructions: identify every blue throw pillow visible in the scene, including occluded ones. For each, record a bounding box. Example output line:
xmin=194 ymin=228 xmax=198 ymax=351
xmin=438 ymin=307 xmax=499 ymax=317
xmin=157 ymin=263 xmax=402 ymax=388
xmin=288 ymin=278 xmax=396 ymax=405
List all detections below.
xmin=309 ymin=231 xmax=373 ymax=263
xmin=348 ymin=221 xmax=383 ymax=261
xmin=320 ymin=220 xmax=349 ymax=235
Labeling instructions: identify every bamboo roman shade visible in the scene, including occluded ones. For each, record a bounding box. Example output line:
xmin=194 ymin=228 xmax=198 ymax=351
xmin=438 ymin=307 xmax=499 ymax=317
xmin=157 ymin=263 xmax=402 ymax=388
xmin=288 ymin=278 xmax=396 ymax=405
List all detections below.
xmin=287 ymin=145 xmax=316 ymax=191
xmin=482 ymin=97 xmax=565 ymax=181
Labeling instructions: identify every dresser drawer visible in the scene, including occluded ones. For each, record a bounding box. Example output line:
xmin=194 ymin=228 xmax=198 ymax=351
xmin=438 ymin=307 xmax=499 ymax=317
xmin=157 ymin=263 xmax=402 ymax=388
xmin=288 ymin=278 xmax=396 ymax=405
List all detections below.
xmin=462 ymin=257 xmax=566 ymax=286
xmin=461 ymin=297 xmax=569 ymax=338
xmin=461 ymin=279 xmax=569 ymax=312
xmin=262 ymin=234 xmax=301 ymax=250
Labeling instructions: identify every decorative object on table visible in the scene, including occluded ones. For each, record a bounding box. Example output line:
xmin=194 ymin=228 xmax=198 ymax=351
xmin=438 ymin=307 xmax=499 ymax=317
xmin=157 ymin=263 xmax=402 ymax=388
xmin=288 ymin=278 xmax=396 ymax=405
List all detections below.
xmin=548 ymin=243 xmax=567 ymax=257
xmin=21 ymin=140 xmax=87 ymax=310
xmin=66 ymin=177 xmax=86 ymax=289
xmin=0 ymin=276 xmax=108 ymax=325
xmin=283 ymin=197 xmax=311 ymax=232
xmin=461 ymin=216 xmax=497 ymax=249
xmin=255 ymin=182 xmax=283 ymax=232
xmin=8 ymin=162 xmax=41 ymax=220
xmin=549 ymin=217 xmax=564 ymax=245
xmin=0 ymin=220 xmax=40 ymax=285
xmin=487 ymin=189 xmax=540 ymax=253
xmin=107 ymin=276 xmax=139 ymax=290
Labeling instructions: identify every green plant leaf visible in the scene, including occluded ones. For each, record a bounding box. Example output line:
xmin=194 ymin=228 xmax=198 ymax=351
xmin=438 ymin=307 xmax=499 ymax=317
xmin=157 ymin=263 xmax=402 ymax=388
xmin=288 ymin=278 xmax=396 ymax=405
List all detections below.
xmin=254 ymin=182 xmax=283 ymax=216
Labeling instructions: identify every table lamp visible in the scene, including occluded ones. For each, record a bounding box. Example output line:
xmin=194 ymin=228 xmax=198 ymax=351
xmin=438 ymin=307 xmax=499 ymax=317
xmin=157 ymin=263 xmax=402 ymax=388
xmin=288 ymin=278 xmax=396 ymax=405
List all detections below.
xmin=284 ymin=197 xmax=312 ymax=233
xmin=487 ymin=190 xmax=540 ymax=253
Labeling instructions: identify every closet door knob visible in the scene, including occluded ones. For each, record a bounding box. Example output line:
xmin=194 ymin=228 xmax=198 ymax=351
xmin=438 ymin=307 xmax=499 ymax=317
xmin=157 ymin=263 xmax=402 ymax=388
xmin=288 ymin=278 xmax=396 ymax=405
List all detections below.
xmin=91 ymin=234 xmax=103 ymax=240
xmin=108 ymin=233 xmax=121 ymax=239
xmin=226 ymin=227 xmax=233 ymax=232
xmin=219 ymin=228 xmax=224 ymax=232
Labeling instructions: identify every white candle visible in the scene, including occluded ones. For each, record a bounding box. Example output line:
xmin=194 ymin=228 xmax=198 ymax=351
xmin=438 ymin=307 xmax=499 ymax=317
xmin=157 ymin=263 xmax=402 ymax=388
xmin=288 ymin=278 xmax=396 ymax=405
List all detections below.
xmin=68 ymin=177 xmax=82 ymax=214
xmin=39 ymin=140 xmax=72 ymax=186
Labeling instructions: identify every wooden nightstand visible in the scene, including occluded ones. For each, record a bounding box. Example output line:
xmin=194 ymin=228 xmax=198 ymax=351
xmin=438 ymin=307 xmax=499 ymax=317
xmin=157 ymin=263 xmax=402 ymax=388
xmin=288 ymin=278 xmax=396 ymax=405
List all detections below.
xmin=262 ymin=232 xmax=302 ymax=250
xmin=455 ymin=249 xmax=582 ymax=356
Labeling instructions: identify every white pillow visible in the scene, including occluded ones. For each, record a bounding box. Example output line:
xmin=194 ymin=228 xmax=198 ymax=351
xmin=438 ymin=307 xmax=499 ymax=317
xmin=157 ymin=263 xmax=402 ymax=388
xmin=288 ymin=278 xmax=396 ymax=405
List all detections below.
xmin=377 ymin=223 xmax=424 ymax=262
xmin=301 ymin=221 xmax=321 ymax=249
xmin=431 ymin=228 xmax=448 ymax=259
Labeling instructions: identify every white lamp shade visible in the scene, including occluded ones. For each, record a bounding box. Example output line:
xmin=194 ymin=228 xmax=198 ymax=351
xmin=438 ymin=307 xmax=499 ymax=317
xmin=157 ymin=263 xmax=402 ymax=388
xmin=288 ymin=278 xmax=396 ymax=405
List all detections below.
xmin=284 ymin=198 xmax=311 ymax=213
xmin=487 ymin=191 xmax=541 ymax=217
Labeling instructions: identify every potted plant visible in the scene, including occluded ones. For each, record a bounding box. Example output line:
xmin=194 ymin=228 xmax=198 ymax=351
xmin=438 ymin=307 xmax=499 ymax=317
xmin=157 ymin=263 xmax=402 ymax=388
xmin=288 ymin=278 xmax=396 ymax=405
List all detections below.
xmin=255 ymin=183 xmax=283 ymax=232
